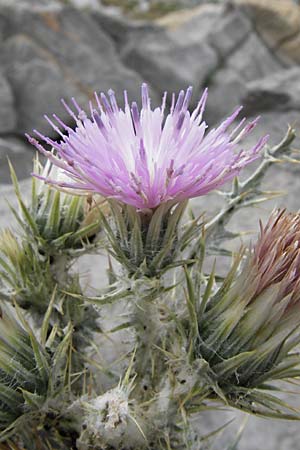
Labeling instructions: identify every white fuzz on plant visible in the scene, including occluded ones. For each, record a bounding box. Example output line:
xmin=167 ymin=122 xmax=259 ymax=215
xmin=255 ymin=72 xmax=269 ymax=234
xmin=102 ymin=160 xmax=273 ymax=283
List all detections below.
xmin=78 ymin=387 xmax=146 ymax=449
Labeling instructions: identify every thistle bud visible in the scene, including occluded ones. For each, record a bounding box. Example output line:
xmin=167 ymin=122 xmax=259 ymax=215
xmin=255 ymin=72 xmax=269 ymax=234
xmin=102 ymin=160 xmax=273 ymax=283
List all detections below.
xmin=10 ymin=157 xmax=108 ymax=257
xmin=0 ymin=304 xmax=49 ymax=430
xmin=195 ymin=210 xmax=300 ymax=417
xmin=0 ymin=230 xmax=55 ymax=313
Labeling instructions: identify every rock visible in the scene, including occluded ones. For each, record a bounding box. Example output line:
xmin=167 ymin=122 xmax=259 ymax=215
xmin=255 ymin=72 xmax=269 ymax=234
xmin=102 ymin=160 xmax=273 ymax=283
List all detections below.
xmin=0 ymin=3 xmax=146 ymax=136
xmin=241 ymin=109 xmax=300 ymax=149
xmin=122 ymin=5 xmax=220 ymax=94
xmin=0 ymin=75 xmax=16 ymax=133
xmin=0 ymin=35 xmax=88 ymax=137
xmin=278 ymin=32 xmax=300 ymax=65
xmin=91 ymin=9 xmax=153 ymax=50
xmin=242 ymin=67 xmax=300 ymax=115
xmin=227 ymin=33 xmax=283 ymax=82
xmin=205 ymin=32 xmax=283 ymax=124
xmin=156 ymin=4 xmax=211 ymax=29
xmin=238 ymin=414 xmax=300 ymax=450
xmin=205 ymin=69 xmax=245 ymax=125
xmin=234 ymin=0 xmax=300 ymax=49
xmin=160 ymin=3 xmax=222 ymax=40
xmin=0 ymin=137 xmax=36 ymax=183
xmin=207 ymin=6 xmax=252 ymax=58
xmin=67 ymin=0 xmax=101 ymax=10
xmin=123 ymin=28 xmax=218 ymax=94
xmin=234 ymin=0 xmax=300 ymax=65
xmin=222 ymin=110 xmax=300 ymax=249
xmin=13 ymin=5 xmax=144 ymax=96
xmin=0 ymin=179 xmax=31 ymax=230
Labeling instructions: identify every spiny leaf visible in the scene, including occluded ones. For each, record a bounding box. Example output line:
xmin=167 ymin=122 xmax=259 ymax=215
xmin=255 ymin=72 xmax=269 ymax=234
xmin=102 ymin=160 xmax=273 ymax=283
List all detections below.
xmin=109 ymin=201 xmax=128 ymax=245
xmin=20 ymin=389 xmax=45 ymax=409
xmin=198 ymin=261 xmax=216 ymax=319
xmin=130 ymin=218 xmax=143 ymax=265
xmin=62 ymin=195 xmax=82 ymax=231
xmin=184 ymin=266 xmax=199 ymax=343
xmin=63 ymin=286 xmax=131 ymax=306
xmin=200 ymin=418 xmax=235 ymax=443
xmin=45 ymin=190 xmax=61 ymax=235
xmin=163 ymin=200 xmax=188 ymax=246
xmin=71 ymin=221 xmax=101 ymax=241
xmin=13 ymin=301 xmax=50 ymax=384
xmin=214 ymin=351 xmax=255 ymax=378
xmin=225 ymin=416 xmax=248 ymax=450
xmin=146 ymin=203 xmax=168 ymax=250
xmin=51 ymin=322 xmax=73 ymax=384
xmin=41 ymin=286 xmax=57 ymax=346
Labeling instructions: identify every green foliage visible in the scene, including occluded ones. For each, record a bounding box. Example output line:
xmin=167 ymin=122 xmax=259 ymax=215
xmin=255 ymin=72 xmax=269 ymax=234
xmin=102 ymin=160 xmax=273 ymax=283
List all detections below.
xmin=0 ymin=303 xmax=78 ymax=449
xmin=0 ymin=230 xmax=56 ymax=313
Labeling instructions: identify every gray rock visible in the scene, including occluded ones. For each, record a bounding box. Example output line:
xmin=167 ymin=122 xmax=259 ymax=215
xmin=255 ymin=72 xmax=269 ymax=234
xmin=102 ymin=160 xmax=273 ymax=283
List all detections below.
xmin=206 ymin=31 xmax=283 ymax=124
xmin=0 ymin=35 xmax=88 ymax=136
xmin=242 ymin=67 xmax=300 ymax=115
xmin=205 ymin=68 xmax=245 ymax=125
xmin=0 ymin=3 xmax=146 ymax=136
xmin=208 ymin=6 xmax=252 ymax=58
xmin=0 ymin=75 xmax=16 ymax=133
xmin=166 ymin=4 xmax=223 ymax=45
xmin=0 ymin=137 xmax=36 ymax=183
xmin=122 ymin=6 xmax=220 ymax=95
xmin=68 ymin=0 xmax=101 ymax=10
xmin=0 ymin=179 xmax=31 ymax=232
xmin=234 ymin=0 xmax=300 ymax=52
xmin=91 ymin=9 xmax=153 ymax=50
xmin=227 ymin=33 xmax=283 ymax=82
xmin=12 ymin=5 xmax=145 ymax=96
xmin=238 ymin=411 xmax=300 ymax=450
xmin=123 ymin=28 xmax=218 ymax=94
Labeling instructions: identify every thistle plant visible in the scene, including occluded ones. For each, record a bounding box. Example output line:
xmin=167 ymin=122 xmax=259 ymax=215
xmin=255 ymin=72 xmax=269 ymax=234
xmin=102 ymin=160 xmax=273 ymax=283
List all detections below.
xmin=0 ymin=84 xmax=299 ymax=449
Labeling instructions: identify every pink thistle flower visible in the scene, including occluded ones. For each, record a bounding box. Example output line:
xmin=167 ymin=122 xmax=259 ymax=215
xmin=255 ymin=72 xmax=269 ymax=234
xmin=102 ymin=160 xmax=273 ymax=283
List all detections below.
xmin=27 ymin=84 xmax=268 ymax=209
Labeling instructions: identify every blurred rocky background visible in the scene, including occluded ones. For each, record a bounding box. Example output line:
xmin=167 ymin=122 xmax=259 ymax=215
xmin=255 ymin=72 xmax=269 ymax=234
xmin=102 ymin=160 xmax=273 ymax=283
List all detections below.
xmin=1 ymin=0 xmax=300 ymax=449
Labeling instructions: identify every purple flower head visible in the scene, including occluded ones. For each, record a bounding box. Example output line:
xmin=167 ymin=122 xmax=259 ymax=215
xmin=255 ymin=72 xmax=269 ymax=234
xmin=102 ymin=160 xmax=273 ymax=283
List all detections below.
xmin=27 ymin=84 xmax=268 ymax=210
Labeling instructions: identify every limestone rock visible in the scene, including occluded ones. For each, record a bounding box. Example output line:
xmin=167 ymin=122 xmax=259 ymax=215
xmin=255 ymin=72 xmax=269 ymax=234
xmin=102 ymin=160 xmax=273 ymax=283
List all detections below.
xmin=234 ymin=0 xmax=300 ymax=65
xmin=0 ymin=137 xmax=35 ymax=183
xmin=205 ymin=69 xmax=245 ymax=125
xmin=242 ymin=67 xmax=300 ymax=115
xmin=0 ymin=75 xmax=16 ymax=133
xmin=91 ymin=9 xmax=153 ymax=50
xmin=0 ymin=180 xmax=29 ymax=227
xmin=0 ymin=2 xmax=145 ymax=136
xmin=123 ymin=27 xmax=218 ymax=94
xmin=155 ymin=4 xmax=211 ymax=29
xmin=227 ymin=33 xmax=283 ymax=82
xmin=207 ymin=6 xmax=252 ymax=58
xmin=0 ymin=35 xmax=88 ymax=137
xmin=205 ymin=15 xmax=282 ymax=124
xmin=122 ymin=5 xmax=221 ymax=95
xmin=161 ymin=3 xmax=222 ymax=41
xmin=278 ymin=32 xmax=300 ymax=65
xmin=234 ymin=0 xmax=300 ymax=48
